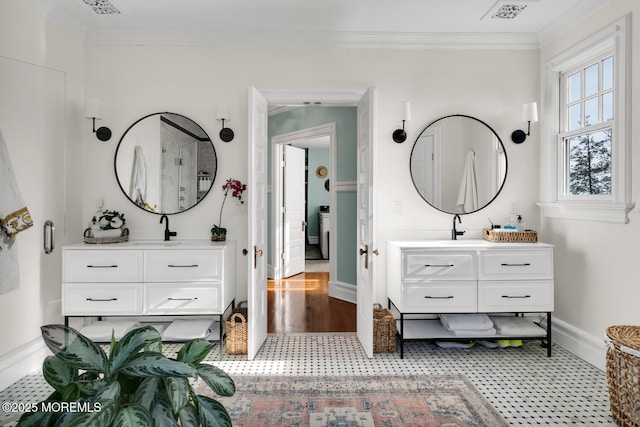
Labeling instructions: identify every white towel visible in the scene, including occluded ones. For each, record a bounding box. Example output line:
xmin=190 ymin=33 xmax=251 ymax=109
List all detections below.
xmin=456 ymin=150 xmax=478 ymax=213
xmin=80 ymin=320 xmax=141 ymax=341
xmin=439 ymin=313 xmax=494 ymax=331
xmin=0 ymin=129 xmax=33 ymax=294
xmin=163 ymin=319 xmax=214 ymax=341
xmin=129 ymin=145 xmax=147 ymax=207
xmin=449 ymin=327 xmax=496 ymax=337
xmin=490 ymin=316 xmax=546 ymax=336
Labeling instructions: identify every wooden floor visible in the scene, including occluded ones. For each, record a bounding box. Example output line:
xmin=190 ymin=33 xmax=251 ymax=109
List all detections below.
xmin=267 ymin=271 xmax=357 ymax=334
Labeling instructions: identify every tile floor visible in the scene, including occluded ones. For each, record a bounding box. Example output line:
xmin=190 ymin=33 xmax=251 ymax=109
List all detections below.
xmin=0 ymin=334 xmax=616 ymax=426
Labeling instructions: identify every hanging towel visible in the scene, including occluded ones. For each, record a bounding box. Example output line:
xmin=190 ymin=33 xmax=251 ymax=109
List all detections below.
xmin=0 ymin=129 xmax=33 ymax=294
xmin=456 ymin=150 xmax=478 ymax=213
xmin=129 ymin=145 xmax=147 ymax=207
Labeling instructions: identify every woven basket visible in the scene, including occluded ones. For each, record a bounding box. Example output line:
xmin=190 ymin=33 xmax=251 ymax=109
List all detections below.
xmin=373 ymin=304 xmax=396 ymax=353
xmin=225 ymin=302 xmax=248 ymax=355
xmin=606 ymin=325 xmax=640 ymax=426
xmin=483 ymin=228 xmax=538 ymax=243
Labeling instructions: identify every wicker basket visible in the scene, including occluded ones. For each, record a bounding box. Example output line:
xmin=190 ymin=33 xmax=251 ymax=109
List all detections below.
xmin=373 ymin=304 xmax=397 ymax=353
xmin=483 ymin=228 xmax=538 ymax=243
xmin=606 ymin=325 xmax=640 ymax=426
xmin=225 ymin=301 xmax=248 ymax=355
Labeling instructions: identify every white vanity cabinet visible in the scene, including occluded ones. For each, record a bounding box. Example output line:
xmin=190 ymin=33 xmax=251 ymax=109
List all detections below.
xmin=62 ymin=241 xmax=235 ymax=342
xmin=387 ymin=240 xmax=553 ymax=358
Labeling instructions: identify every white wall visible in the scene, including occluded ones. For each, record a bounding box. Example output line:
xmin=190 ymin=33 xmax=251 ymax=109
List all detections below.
xmin=0 ymin=0 xmax=84 ymax=386
xmin=84 ymin=45 xmax=540 ymax=304
xmin=539 ymin=0 xmax=640 ymax=367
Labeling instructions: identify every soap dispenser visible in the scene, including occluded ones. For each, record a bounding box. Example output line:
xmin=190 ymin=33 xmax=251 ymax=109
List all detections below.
xmin=516 ymin=215 xmax=525 ymax=232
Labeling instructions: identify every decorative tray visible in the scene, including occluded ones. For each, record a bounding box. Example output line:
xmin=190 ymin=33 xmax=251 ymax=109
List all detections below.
xmin=83 ymin=227 xmax=129 ymax=244
xmin=482 ymin=228 xmax=537 ymax=243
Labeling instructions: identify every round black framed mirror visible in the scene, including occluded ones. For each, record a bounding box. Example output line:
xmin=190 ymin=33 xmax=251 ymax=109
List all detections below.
xmin=114 ymin=112 xmax=217 ymax=215
xmin=409 ymin=114 xmax=507 ymax=214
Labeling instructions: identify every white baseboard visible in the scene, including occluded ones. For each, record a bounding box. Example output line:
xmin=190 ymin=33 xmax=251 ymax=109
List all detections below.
xmin=552 ymin=317 xmax=606 ymax=371
xmin=328 ymin=280 xmax=356 ymax=304
xmin=0 ymin=338 xmax=50 ymax=391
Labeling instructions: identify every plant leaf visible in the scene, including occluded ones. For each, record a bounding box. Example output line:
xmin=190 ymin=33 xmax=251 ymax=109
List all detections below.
xmin=16 ymin=411 xmax=53 ymax=427
xmin=176 ymin=339 xmax=213 ymax=365
xmin=42 ymin=355 xmax=77 ymax=392
xmin=134 ymin=377 xmax=162 ymax=411
xmin=109 ymin=326 xmax=163 ymax=374
xmin=178 ymin=404 xmax=199 ymax=427
xmin=119 ymin=353 xmax=197 ymax=378
xmin=95 ymin=381 xmax=121 ymax=400
xmin=61 ymin=382 xmax=83 ymax=402
xmin=75 ymin=379 xmax=110 ymax=396
xmin=196 ymin=395 xmax=232 ymax=427
xmin=40 ymin=324 xmax=107 ymax=373
xmin=112 ymin=403 xmax=153 ymax=427
xmin=63 ymin=399 xmax=118 ymax=427
xmin=151 ymin=399 xmax=179 ymax=427
xmin=196 ymin=364 xmax=235 ymax=397
xmin=163 ymin=377 xmax=189 ymax=416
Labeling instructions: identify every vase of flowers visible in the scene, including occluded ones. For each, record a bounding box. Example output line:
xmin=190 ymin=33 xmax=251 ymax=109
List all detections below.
xmin=211 ymin=178 xmax=246 ymax=241
xmin=91 ymin=209 xmax=126 ymax=238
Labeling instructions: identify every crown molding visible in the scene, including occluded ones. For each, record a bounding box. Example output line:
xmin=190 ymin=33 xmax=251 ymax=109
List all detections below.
xmin=84 ymin=29 xmax=541 ymax=49
xmin=537 ymin=0 xmax=613 ymax=47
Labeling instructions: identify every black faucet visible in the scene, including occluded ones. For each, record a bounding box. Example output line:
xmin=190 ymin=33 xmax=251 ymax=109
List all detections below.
xmin=160 ymin=215 xmax=177 ymax=241
xmin=452 ymin=214 xmax=465 ymax=240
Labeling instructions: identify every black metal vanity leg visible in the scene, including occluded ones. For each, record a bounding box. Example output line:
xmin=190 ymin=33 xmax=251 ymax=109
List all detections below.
xmin=400 ymin=312 xmax=405 ymax=359
xmin=547 ymin=312 xmax=552 ymax=357
xmin=64 ymin=316 xmax=68 ymax=327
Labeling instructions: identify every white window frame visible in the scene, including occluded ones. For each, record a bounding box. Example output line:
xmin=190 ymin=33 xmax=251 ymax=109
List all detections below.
xmin=539 ymin=14 xmax=634 ymax=223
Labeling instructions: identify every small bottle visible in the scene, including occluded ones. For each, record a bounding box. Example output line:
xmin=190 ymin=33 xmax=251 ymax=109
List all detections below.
xmin=516 ymin=215 xmax=525 ymax=232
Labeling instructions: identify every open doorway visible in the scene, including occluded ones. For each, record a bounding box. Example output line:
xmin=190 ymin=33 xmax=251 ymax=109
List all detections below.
xmin=247 ymin=88 xmax=376 ymax=358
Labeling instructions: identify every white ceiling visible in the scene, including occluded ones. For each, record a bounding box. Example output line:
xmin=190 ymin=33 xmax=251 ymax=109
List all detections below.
xmin=25 ymin=0 xmax=610 ymax=49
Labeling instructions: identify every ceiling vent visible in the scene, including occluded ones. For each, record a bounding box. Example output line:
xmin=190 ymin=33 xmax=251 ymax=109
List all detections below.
xmin=82 ymin=0 xmax=120 ymax=15
xmin=491 ymin=4 xmax=527 ymax=19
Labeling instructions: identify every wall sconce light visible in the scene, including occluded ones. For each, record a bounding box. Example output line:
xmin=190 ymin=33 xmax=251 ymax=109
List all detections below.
xmin=511 ymin=102 xmax=538 ymax=144
xmin=85 ymin=98 xmax=112 ymax=142
xmin=393 ymin=101 xmax=411 ymax=143
xmin=216 ymin=107 xmax=234 ymax=142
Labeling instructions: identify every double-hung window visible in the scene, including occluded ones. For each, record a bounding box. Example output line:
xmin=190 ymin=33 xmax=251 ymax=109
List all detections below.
xmin=540 ymin=15 xmax=633 ymax=223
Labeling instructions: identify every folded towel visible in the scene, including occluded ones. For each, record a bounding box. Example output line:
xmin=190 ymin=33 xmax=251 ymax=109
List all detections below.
xmin=80 ymin=320 xmax=141 ymax=341
xmin=439 ymin=313 xmax=494 ymax=331
xmin=448 ymin=327 xmax=497 ymax=337
xmin=490 ymin=316 xmax=545 ymax=336
xmin=163 ymin=319 xmax=214 ymax=341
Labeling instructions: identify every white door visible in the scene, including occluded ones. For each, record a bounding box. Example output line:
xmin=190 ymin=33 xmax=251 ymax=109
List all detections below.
xmin=356 ymin=88 xmax=377 ymax=358
xmin=282 ymin=145 xmax=306 ymax=277
xmin=247 ymin=86 xmax=269 ymax=359
xmin=0 ymin=58 xmax=65 ymax=354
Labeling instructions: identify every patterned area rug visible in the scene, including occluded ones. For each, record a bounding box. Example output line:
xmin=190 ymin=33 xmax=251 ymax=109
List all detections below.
xmin=195 ymin=374 xmax=508 ymax=426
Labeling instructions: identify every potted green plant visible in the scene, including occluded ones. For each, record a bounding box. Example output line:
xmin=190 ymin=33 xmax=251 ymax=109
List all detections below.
xmin=17 ymin=324 xmax=235 ymax=427
xmin=211 ymin=178 xmax=246 ymax=241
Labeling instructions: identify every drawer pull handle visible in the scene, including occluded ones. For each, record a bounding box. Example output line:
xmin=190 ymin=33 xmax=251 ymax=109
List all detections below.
xmin=167 ymin=264 xmax=199 ymax=268
xmin=500 ymin=263 xmax=531 ymax=267
xmin=167 ymin=297 xmax=198 ymax=301
xmin=424 ymin=264 xmax=454 ymax=268
xmin=501 ymin=295 xmax=531 ymax=299
xmin=424 ymin=295 xmax=454 ymax=299
xmin=87 ymin=265 xmax=118 ymax=268
xmin=86 ymin=298 xmax=118 ymax=302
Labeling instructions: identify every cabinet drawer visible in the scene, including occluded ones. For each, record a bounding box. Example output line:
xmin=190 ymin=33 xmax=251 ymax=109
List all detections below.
xmin=63 ymin=283 xmax=143 ymax=315
xmin=144 ymin=250 xmax=223 ymax=282
xmin=144 ymin=283 xmax=222 ymax=314
xmin=403 ymin=251 xmax=475 ymax=280
xmin=478 ymin=280 xmax=554 ymax=312
xmin=402 ymin=281 xmax=477 ymax=313
xmin=478 ymin=250 xmax=552 ymax=280
xmin=64 ymin=250 xmax=143 ymax=283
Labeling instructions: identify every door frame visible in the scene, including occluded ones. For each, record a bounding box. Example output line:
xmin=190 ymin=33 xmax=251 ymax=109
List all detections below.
xmin=271 ymin=123 xmax=336 ymax=280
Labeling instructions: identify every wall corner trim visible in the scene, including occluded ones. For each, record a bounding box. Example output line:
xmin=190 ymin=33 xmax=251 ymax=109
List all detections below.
xmin=552 ymin=317 xmax=606 ymax=371
xmin=0 ymin=337 xmax=49 ymax=391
